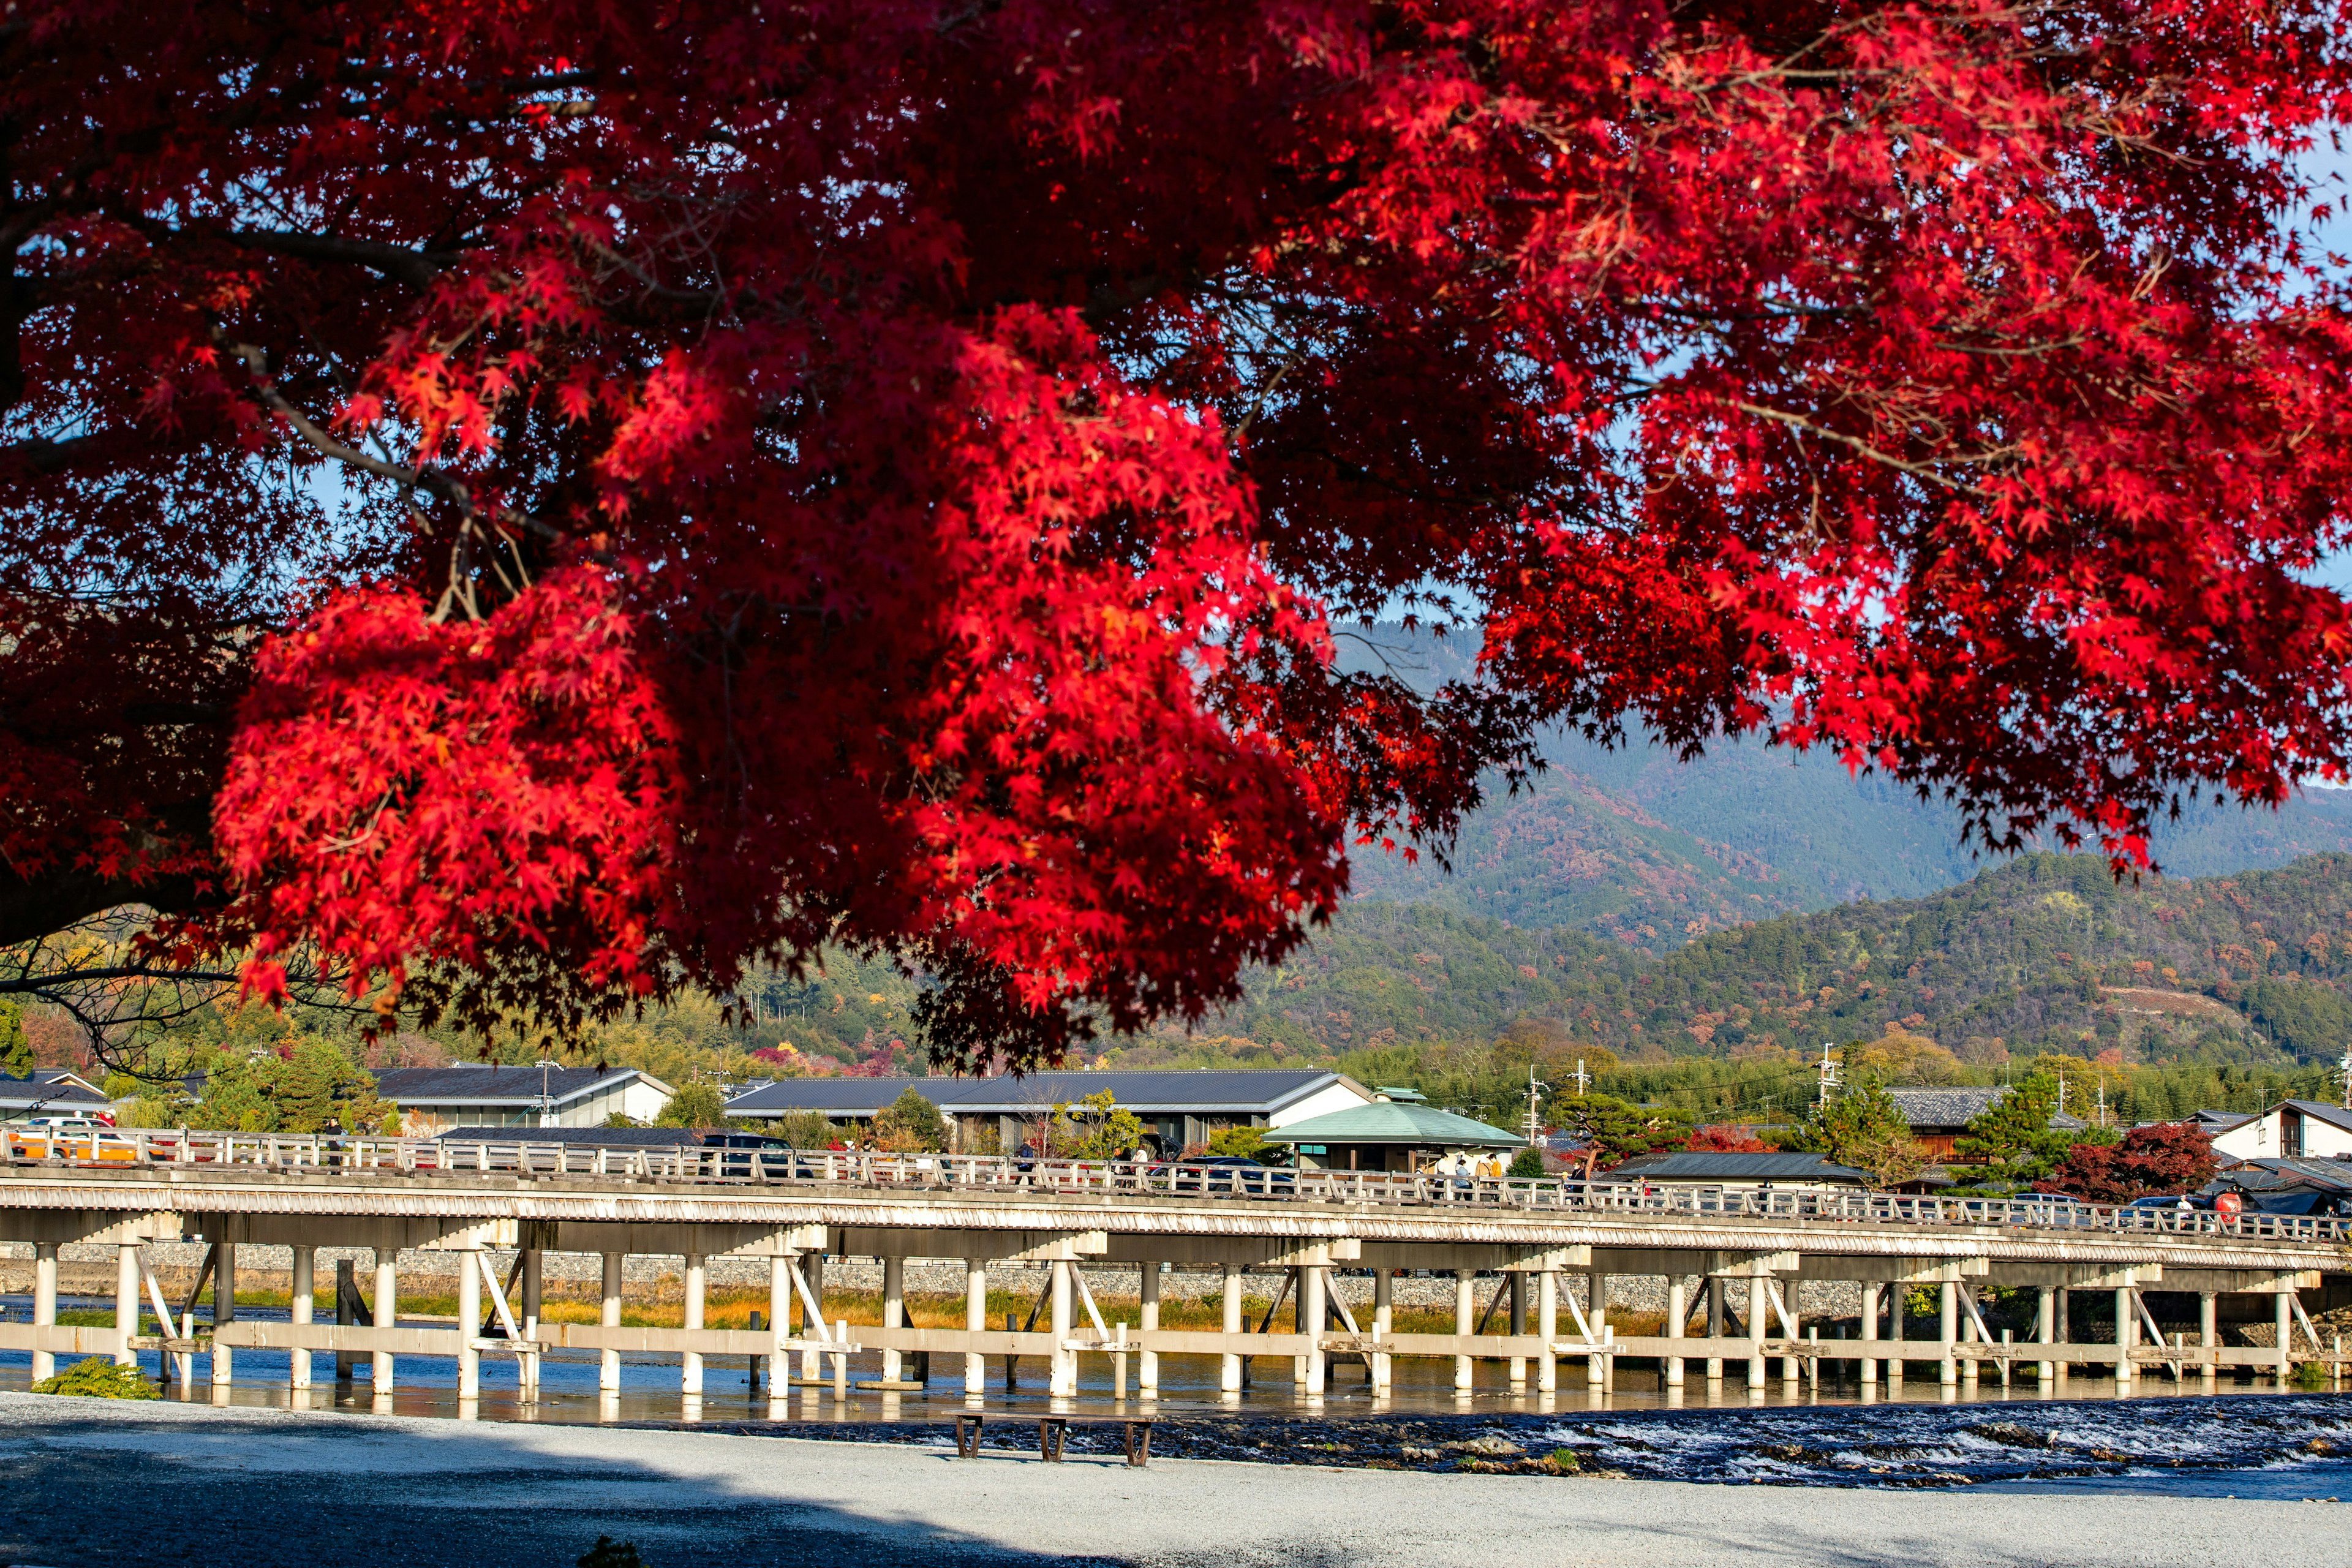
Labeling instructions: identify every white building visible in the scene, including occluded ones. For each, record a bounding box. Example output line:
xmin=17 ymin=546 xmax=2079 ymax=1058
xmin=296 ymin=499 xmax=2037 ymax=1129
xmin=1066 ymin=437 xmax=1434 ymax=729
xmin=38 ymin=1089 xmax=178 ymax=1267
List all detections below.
xmin=2205 ymin=1099 xmax=2352 ymax=1163
xmin=372 ymin=1064 xmax=677 ymax=1129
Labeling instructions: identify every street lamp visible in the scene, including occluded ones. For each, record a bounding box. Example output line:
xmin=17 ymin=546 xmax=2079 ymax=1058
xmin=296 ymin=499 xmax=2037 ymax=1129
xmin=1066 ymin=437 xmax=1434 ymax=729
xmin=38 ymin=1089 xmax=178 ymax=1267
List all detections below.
xmin=536 ymin=1059 xmax=559 ymax=1129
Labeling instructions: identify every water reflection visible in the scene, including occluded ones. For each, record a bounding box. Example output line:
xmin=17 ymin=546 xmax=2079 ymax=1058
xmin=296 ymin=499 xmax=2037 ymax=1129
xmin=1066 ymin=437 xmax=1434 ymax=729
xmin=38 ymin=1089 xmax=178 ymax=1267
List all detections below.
xmin=0 ymin=1290 xmax=2319 ymax=1429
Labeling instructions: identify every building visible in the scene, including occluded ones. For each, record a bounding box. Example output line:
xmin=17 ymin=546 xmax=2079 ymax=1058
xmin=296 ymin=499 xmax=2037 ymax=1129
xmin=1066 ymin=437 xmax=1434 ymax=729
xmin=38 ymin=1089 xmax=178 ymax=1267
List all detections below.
xmin=1596 ymin=1150 xmax=1871 ymax=1191
xmin=2211 ymin=1156 xmax=2352 ymax=1216
xmin=1884 ymin=1085 xmax=2086 ymax=1163
xmin=725 ymin=1068 xmax=1374 ymax=1154
xmin=1259 ymin=1099 xmax=1521 ymax=1172
xmin=0 ymin=1072 xmax=112 ymax=1123
xmin=372 ymin=1064 xmax=676 ymax=1129
xmin=2206 ymin=1099 xmax=2352 ymax=1163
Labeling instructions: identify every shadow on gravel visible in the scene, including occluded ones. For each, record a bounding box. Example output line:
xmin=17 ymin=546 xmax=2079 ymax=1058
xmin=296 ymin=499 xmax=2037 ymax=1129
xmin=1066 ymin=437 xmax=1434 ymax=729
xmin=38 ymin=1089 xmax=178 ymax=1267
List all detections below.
xmin=0 ymin=1408 xmax=1120 ymax=1568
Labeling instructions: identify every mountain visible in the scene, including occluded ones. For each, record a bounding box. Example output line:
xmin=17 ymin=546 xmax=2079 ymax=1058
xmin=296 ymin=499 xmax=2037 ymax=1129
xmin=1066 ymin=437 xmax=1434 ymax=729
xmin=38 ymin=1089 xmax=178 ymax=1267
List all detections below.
xmin=1189 ymin=851 xmax=2352 ymax=1072
xmin=1335 ymin=621 xmax=2352 ymax=945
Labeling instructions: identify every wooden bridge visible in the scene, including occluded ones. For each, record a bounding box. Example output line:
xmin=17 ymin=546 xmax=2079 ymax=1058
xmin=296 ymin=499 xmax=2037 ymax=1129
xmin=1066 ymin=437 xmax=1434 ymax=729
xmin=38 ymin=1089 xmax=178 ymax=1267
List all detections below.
xmin=4 ymin=1131 xmax=2346 ymax=1404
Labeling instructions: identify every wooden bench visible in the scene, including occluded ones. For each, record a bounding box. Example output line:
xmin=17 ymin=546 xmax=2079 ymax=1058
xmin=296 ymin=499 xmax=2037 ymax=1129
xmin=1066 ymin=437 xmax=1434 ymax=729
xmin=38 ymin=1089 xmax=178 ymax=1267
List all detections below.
xmin=952 ymin=1411 xmax=1153 ymax=1467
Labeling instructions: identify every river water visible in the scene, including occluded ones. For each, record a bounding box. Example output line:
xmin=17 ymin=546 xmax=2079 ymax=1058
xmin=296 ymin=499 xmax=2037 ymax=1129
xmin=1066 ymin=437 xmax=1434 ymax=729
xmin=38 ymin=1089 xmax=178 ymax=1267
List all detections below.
xmin=9 ymin=1291 xmax=2351 ymax=1494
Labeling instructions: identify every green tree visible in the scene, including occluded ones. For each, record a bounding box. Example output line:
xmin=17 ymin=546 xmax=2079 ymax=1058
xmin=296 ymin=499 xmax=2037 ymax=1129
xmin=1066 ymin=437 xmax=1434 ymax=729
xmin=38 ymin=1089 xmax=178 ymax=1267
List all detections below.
xmin=656 ymin=1080 xmax=729 ymax=1128
xmin=1795 ymin=1074 xmax=1924 ymax=1186
xmin=1054 ymin=1090 xmax=1148 ymax=1159
xmin=193 ymin=1038 xmax=385 ymax=1134
xmin=872 ymin=1087 xmax=947 ymax=1152
xmin=1952 ymin=1071 xmax=2074 ymax=1193
xmin=0 ymin=999 xmax=31 ymax=1078
xmin=1556 ymin=1094 xmax=1689 ymax=1180
xmin=1507 ymin=1147 xmax=1546 ymax=1178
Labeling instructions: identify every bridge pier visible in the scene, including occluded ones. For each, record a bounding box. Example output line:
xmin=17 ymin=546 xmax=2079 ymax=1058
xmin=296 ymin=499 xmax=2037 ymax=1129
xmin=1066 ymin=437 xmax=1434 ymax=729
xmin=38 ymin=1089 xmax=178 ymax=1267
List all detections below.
xmin=1507 ymin=1273 xmax=1526 ymax=1389
xmin=2199 ymin=1291 xmax=2217 ymax=1388
xmin=1746 ymin=1274 xmax=1767 ymax=1393
xmin=681 ymin=1252 xmax=707 ymax=1396
xmin=1372 ymin=1268 xmax=1393 ymax=1390
xmin=1300 ymin=1265 xmax=1327 ymax=1396
xmin=1049 ymin=1259 xmax=1075 ymax=1398
xmin=30 ymin=1241 xmax=56 ymax=1382
xmin=374 ymin=1248 xmax=398 ymax=1393
xmin=1664 ymin=1273 xmax=1687 ymax=1388
xmin=1220 ymin=1263 xmax=1243 ymax=1394
xmin=521 ymin=1248 xmax=543 ymax=1398
xmin=1858 ymin=1281 xmax=1878 ymax=1390
xmin=2113 ymin=1285 xmax=2134 ymax=1387
xmin=963 ymin=1258 xmax=987 ymax=1395
xmin=113 ymin=1240 xmax=139 ymax=1370
xmin=456 ymin=1245 xmax=482 ymax=1400
xmin=1939 ymin=1282 xmax=1957 ymax=1393
xmin=289 ymin=1245 xmax=314 ymax=1389
xmin=214 ymin=1243 xmax=236 ymax=1390
xmin=1706 ymin=1277 xmax=1724 ymax=1382
xmin=1586 ymin=1265 xmax=1608 ymax=1390
xmin=1138 ymin=1262 xmax=1160 ymax=1396
xmin=1451 ymin=1270 xmax=1474 ymax=1392
xmin=879 ymin=1254 xmax=903 ymax=1385
xmin=1536 ymin=1268 xmax=1558 ymax=1393
xmin=598 ymin=1252 xmax=623 ymax=1392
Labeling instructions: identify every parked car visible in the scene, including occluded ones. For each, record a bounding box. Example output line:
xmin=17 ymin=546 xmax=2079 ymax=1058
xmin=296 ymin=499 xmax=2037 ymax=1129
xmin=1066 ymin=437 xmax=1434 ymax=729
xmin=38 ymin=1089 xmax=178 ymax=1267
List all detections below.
xmin=1156 ymin=1155 xmax=1297 ymax=1196
xmin=7 ymin=1125 xmax=140 ymax=1163
xmin=2123 ymin=1193 xmax=2207 ymax=1212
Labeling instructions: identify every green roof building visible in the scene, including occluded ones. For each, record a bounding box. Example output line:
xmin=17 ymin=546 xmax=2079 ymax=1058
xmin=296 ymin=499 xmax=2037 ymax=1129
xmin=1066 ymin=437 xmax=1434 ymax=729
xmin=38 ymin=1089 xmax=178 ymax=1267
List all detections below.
xmin=1260 ymin=1099 xmax=1521 ymax=1173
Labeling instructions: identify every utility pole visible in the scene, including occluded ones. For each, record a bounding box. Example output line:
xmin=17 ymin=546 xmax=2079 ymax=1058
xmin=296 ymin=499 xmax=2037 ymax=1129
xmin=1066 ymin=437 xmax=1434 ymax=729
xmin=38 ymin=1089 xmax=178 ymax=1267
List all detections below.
xmin=1570 ymin=1058 xmax=1591 ymax=1096
xmin=537 ymin=1059 xmax=557 ymax=1129
xmin=1523 ymin=1065 xmax=1549 ymax=1148
xmin=2094 ymin=1079 xmax=2106 ymax=1129
xmin=1816 ymin=1043 xmax=1841 ymax=1109
xmin=2339 ymin=1050 xmax=2351 ymax=1112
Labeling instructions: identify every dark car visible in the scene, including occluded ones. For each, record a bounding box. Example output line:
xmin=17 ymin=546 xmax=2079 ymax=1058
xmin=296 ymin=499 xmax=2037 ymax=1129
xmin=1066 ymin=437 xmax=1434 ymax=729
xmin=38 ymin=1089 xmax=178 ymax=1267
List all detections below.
xmin=1158 ymin=1155 xmax=1297 ymax=1196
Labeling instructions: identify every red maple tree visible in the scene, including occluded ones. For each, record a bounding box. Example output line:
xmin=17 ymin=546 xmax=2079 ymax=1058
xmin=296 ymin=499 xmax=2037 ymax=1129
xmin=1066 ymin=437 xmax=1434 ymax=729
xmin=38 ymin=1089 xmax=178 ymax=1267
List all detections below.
xmin=2045 ymin=1123 xmax=2219 ymax=1204
xmin=4 ymin=1 xmax=2351 ymax=1066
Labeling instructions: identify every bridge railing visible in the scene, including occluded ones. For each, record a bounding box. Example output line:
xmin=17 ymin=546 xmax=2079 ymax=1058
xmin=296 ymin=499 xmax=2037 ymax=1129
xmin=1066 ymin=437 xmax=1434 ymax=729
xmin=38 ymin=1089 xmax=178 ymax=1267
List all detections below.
xmin=9 ymin=1126 xmax=2346 ymax=1246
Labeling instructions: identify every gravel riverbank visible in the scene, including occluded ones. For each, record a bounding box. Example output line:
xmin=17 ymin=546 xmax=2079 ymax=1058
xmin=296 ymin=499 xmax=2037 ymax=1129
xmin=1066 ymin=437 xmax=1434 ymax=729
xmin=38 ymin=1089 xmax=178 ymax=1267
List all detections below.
xmin=2 ymin=1393 xmax=2346 ymax=1567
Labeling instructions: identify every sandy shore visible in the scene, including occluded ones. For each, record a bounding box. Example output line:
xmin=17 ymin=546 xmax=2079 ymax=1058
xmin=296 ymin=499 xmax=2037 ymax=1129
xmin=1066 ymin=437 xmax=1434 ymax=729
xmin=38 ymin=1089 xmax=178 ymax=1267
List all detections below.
xmin=0 ymin=1393 xmax=2339 ymax=1567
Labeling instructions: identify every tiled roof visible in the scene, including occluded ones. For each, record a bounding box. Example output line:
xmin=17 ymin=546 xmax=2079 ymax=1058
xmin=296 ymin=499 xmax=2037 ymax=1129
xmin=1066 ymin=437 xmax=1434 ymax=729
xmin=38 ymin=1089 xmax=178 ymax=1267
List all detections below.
xmin=0 ymin=1074 xmax=109 ymax=1108
xmin=372 ymin=1065 xmax=668 ymax=1106
xmin=728 ymin=1068 xmax=1362 ymax=1118
xmin=1885 ymin=1085 xmax=2086 ymax=1132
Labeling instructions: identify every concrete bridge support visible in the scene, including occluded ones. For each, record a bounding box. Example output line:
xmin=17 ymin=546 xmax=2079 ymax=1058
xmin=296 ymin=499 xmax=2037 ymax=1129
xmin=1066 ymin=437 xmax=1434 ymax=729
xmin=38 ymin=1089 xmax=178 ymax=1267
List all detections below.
xmin=2199 ymin=1291 xmax=2218 ymax=1389
xmin=1452 ymin=1270 xmax=1474 ymax=1392
xmin=680 ymin=1253 xmax=707 ymax=1396
xmin=1372 ymin=1268 xmax=1393 ymax=1391
xmin=598 ymin=1252 xmax=623 ymax=1392
xmin=1586 ymin=1265 xmax=1608 ymax=1390
xmin=112 ymin=1240 xmax=139 ymax=1369
xmin=1664 ymin=1274 xmax=1687 ymax=1388
xmin=1536 ymin=1269 xmax=1558 ymax=1393
xmin=1706 ymin=1277 xmax=1724 ymax=1382
xmin=1049 ymin=1259 xmax=1075 ymax=1398
xmin=1858 ymin=1281 xmax=1878 ymax=1390
xmin=1939 ymin=1282 xmax=1958 ymax=1392
xmin=1219 ymin=1264 xmax=1243 ymax=1394
xmin=1138 ymin=1262 xmax=1160 ymax=1396
xmin=963 ymin=1258 xmax=987 ymax=1395
xmin=288 ymin=1245 xmax=314 ymax=1389
xmin=30 ymin=1241 xmax=56 ymax=1383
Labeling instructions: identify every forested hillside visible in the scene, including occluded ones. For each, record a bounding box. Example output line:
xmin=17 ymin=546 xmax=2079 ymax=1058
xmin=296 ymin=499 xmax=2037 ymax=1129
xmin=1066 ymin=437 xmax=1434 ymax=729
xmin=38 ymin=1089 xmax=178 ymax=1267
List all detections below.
xmin=1338 ymin=623 xmax=2352 ymax=940
xmin=1175 ymin=853 xmax=2352 ymax=1072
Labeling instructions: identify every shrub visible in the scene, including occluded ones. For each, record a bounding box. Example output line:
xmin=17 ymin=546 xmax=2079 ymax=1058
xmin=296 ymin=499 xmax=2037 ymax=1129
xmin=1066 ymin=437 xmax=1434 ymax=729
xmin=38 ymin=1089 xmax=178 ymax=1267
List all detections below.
xmin=1207 ymin=1124 xmax=1267 ymax=1158
xmin=656 ymin=1080 xmax=729 ymax=1128
xmin=1507 ymin=1148 xmax=1545 ymax=1178
xmin=872 ymin=1088 xmax=947 ymax=1152
xmin=774 ymin=1109 xmax=836 ymax=1148
xmin=33 ymin=1357 xmax=159 ymax=1399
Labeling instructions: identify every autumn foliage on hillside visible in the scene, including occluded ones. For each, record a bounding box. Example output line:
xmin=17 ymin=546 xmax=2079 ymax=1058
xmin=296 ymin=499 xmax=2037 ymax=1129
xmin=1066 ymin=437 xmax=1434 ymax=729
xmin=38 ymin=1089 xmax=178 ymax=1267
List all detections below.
xmin=4 ymin=1 xmax=2351 ymax=1066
